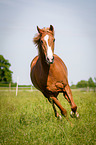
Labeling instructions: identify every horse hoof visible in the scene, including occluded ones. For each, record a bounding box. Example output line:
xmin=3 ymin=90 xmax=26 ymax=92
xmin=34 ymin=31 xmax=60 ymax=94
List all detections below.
xmin=70 ymin=111 xmax=75 ymax=118
xmin=57 ymin=115 xmax=62 ymax=120
xmin=70 ymin=111 xmax=79 ymax=118
xmin=75 ymin=112 xmax=79 ymax=118
xmin=56 ymin=113 xmax=62 ymax=120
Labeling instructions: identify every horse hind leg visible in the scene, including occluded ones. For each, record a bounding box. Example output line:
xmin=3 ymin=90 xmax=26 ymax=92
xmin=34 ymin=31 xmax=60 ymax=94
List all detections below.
xmin=49 ymin=96 xmax=67 ymax=118
xmin=63 ymin=85 xmax=79 ymax=118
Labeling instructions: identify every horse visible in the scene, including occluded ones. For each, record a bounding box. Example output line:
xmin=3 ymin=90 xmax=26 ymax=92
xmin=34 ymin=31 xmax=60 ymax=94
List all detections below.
xmin=30 ymin=25 xmax=79 ymax=119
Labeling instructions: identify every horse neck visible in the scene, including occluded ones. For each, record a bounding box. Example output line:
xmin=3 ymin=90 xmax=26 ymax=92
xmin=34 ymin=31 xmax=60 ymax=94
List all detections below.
xmin=38 ymin=46 xmax=50 ymax=70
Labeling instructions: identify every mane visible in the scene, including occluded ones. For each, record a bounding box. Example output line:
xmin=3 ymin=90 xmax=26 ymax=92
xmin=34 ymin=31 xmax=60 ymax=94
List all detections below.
xmin=33 ymin=33 xmax=41 ymax=47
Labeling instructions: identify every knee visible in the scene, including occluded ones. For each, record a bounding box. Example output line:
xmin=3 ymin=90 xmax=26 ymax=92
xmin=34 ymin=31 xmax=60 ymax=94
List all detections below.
xmin=48 ymin=97 xmax=53 ymax=103
xmin=61 ymin=109 xmax=67 ymax=117
xmin=71 ymin=105 xmax=77 ymax=113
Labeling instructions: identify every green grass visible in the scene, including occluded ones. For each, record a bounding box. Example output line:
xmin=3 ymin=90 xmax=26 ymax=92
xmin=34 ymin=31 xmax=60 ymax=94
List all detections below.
xmin=0 ymin=90 xmax=96 ymax=145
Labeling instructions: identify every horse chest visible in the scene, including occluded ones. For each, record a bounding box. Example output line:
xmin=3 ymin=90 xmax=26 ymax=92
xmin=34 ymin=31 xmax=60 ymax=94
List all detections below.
xmin=45 ymin=67 xmax=68 ymax=92
xmin=32 ymin=59 xmax=68 ymax=92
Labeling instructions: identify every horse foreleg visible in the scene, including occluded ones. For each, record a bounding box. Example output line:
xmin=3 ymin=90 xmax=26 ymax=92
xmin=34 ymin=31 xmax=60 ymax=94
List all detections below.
xmin=53 ymin=102 xmax=62 ymax=119
xmin=48 ymin=97 xmax=61 ymax=119
xmin=63 ymin=85 xmax=79 ymax=118
xmin=50 ymin=97 xmax=67 ymax=117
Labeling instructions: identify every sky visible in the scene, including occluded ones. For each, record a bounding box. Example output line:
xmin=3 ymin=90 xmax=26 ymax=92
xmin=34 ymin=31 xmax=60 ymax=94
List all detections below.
xmin=0 ymin=0 xmax=96 ymax=85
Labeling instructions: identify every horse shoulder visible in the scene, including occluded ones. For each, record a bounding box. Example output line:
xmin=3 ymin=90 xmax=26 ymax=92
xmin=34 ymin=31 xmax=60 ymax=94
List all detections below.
xmin=30 ymin=56 xmax=39 ymax=69
xmin=30 ymin=56 xmax=40 ymax=89
xmin=54 ymin=54 xmax=68 ymax=77
xmin=46 ymin=55 xmax=68 ymax=92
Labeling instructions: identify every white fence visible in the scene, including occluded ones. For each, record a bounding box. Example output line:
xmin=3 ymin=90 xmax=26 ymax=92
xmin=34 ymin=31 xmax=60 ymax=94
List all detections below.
xmin=0 ymin=86 xmax=96 ymax=92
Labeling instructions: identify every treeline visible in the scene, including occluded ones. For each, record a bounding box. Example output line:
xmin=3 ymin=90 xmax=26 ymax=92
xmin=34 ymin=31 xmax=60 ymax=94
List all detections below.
xmin=71 ymin=77 xmax=96 ymax=89
xmin=0 ymin=82 xmax=32 ymax=88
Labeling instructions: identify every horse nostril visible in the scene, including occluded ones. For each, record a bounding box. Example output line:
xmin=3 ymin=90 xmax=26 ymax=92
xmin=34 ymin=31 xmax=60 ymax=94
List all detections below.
xmin=51 ymin=56 xmax=54 ymax=63
xmin=52 ymin=56 xmax=54 ymax=61
xmin=46 ymin=57 xmax=49 ymax=62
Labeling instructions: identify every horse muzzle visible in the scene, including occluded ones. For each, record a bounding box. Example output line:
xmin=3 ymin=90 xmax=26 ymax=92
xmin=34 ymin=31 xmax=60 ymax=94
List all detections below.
xmin=46 ymin=56 xmax=54 ymax=64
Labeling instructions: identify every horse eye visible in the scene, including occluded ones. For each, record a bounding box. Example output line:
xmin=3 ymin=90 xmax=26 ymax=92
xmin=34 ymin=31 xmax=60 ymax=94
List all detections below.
xmin=53 ymin=39 xmax=55 ymax=42
xmin=41 ymin=40 xmax=43 ymax=43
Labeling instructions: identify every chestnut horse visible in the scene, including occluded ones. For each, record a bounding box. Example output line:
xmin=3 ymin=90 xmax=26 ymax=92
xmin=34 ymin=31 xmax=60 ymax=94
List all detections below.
xmin=30 ymin=25 xmax=79 ymax=119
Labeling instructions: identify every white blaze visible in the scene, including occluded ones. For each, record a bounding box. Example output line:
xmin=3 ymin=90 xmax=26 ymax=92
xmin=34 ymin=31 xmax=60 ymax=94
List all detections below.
xmin=44 ymin=35 xmax=53 ymax=60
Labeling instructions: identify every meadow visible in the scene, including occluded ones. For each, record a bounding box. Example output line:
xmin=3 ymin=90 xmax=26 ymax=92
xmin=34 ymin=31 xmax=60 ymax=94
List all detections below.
xmin=0 ymin=90 xmax=96 ymax=145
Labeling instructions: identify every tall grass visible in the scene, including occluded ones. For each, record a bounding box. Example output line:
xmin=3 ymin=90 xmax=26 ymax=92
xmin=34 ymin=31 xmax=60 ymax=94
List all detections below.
xmin=0 ymin=90 xmax=96 ymax=145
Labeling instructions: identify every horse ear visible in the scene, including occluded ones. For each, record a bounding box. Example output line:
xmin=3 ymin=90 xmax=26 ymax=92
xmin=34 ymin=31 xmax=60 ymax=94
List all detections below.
xmin=50 ymin=25 xmax=54 ymax=32
xmin=37 ymin=26 xmax=43 ymax=34
xmin=37 ymin=26 xmax=40 ymax=33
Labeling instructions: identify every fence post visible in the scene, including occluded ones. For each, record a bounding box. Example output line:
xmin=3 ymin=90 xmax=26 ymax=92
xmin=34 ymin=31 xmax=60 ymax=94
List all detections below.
xmin=95 ymin=87 xmax=96 ymax=92
xmin=9 ymin=83 xmax=11 ymax=91
xmin=16 ymin=77 xmax=19 ymax=96
xmin=87 ymin=87 xmax=89 ymax=92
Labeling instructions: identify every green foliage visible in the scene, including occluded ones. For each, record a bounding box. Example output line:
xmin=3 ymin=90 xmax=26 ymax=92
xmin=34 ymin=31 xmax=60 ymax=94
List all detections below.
xmin=0 ymin=82 xmax=17 ymax=87
xmin=76 ymin=77 xmax=95 ymax=88
xmin=70 ymin=84 xmax=77 ymax=89
xmin=76 ymin=80 xmax=88 ymax=88
xmin=88 ymin=77 xmax=95 ymax=88
xmin=0 ymin=91 xmax=96 ymax=144
xmin=0 ymin=55 xmax=13 ymax=83
xmin=94 ymin=77 xmax=96 ymax=87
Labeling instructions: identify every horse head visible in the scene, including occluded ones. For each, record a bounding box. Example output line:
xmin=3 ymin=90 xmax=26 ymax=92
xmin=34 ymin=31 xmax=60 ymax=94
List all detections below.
xmin=37 ymin=25 xmax=55 ymax=64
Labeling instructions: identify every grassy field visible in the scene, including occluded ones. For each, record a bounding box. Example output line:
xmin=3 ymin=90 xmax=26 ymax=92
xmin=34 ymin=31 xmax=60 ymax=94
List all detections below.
xmin=0 ymin=90 xmax=96 ymax=145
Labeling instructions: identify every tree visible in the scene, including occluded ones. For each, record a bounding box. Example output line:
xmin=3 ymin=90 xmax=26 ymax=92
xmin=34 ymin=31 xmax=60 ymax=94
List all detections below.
xmin=88 ymin=77 xmax=95 ymax=88
xmin=76 ymin=80 xmax=88 ymax=88
xmin=0 ymin=55 xmax=13 ymax=83
xmin=94 ymin=77 xmax=96 ymax=87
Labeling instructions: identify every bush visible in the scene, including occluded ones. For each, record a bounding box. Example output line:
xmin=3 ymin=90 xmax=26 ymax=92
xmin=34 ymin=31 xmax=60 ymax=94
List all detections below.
xmin=76 ymin=80 xmax=88 ymax=88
